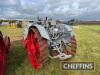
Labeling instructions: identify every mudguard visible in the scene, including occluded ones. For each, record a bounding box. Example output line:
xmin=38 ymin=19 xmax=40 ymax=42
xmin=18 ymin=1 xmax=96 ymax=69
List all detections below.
xmin=23 ymin=23 xmax=50 ymax=40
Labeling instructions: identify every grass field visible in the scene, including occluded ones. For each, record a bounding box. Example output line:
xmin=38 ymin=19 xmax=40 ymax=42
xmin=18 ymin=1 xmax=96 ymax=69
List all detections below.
xmin=0 ymin=25 xmax=100 ymax=75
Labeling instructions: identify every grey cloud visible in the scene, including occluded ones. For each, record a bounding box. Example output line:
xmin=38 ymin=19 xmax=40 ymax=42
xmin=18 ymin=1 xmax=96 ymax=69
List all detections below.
xmin=0 ymin=0 xmax=100 ymax=20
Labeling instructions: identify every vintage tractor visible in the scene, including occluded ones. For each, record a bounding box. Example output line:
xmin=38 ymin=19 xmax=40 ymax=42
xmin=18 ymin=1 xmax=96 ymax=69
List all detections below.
xmin=22 ymin=19 xmax=77 ymax=69
xmin=0 ymin=31 xmax=11 ymax=75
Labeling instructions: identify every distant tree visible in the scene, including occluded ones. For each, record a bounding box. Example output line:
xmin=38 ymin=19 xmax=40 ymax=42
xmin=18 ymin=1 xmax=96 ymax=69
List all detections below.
xmin=67 ymin=19 xmax=76 ymax=25
xmin=9 ymin=20 xmax=16 ymax=23
xmin=0 ymin=20 xmax=2 ymax=24
xmin=17 ymin=21 xmax=22 ymax=28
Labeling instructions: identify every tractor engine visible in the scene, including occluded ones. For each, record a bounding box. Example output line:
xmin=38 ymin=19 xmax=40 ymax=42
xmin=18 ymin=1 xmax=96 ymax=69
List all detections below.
xmin=45 ymin=24 xmax=75 ymax=60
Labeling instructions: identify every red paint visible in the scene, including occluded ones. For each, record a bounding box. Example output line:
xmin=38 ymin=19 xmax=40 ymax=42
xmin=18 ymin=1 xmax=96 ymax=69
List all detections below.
xmin=0 ymin=31 xmax=10 ymax=75
xmin=27 ymin=30 xmax=40 ymax=69
xmin=0 ymin=36 xmax=6 ymax=75
xmin=22 ymin=36 xmax=27 ymax=48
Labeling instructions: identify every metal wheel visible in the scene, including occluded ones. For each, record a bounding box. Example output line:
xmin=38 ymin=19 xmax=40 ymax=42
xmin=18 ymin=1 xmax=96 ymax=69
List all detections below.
xmin=64 ymin=36 xmax=77 ymax=56
xmin=0 ymin=32 xmax=6 ymax=75
xmin=4 ymin=36 xmax=11 ymax=53
xmin=27 ymin=27 xmax=49 ymax=69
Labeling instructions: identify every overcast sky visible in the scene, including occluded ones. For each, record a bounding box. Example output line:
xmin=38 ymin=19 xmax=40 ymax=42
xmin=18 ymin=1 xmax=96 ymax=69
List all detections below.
xmin=0 ymin=0 xmax=100 ymax=20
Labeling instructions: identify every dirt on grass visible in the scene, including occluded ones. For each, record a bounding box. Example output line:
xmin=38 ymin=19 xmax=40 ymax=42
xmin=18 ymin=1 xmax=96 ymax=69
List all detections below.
xmin=95 ymin=30 xmax=100 ymax=34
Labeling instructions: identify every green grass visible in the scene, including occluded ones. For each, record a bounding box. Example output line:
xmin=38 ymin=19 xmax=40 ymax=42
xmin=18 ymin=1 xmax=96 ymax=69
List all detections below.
xmin=0 ymin=25 xmax=100 ymax=75
xmin=95 ymin=25 xmax=100 ymax=30
xmin=84 ymin=25 xmax=100 ymax=30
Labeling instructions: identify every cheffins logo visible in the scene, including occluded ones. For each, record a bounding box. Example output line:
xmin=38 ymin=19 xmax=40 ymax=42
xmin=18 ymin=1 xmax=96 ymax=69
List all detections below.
xmin=61 ymin=62 xmax=94 ymax=70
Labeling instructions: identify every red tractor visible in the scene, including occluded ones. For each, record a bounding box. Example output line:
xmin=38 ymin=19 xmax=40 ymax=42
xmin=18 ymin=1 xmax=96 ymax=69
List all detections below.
xmin=0 ymin=31 xmax=11 ymax=75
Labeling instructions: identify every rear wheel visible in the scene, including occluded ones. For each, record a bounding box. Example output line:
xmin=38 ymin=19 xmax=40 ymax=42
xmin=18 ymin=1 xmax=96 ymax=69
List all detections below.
xmin=4 ymin=36 xmax=11 ymax=53
xmin=49 ymin=35 xmax=77 ymax=60
xmin=64 ymin=36 xmax=77 ymax=56
xmin=27 ymin=27 xmax=49 ymax=69
xmin=0 ymin=32 xmax=6 ymax=75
